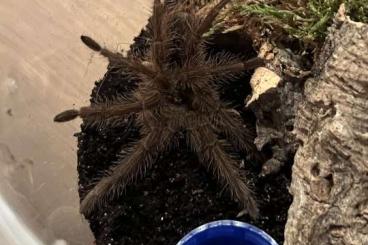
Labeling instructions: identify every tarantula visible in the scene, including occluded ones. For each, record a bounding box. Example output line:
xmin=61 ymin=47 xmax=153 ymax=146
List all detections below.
xmin=55 ymin=0 xmax=264 ymax=219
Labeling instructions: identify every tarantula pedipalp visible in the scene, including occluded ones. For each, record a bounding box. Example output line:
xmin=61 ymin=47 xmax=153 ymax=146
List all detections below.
xmin=55 ymin=0 xmax=264 ymax=219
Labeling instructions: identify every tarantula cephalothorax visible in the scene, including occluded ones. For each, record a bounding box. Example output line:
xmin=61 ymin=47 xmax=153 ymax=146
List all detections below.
xmin=55 ymin=0 xmax=264 ymax=218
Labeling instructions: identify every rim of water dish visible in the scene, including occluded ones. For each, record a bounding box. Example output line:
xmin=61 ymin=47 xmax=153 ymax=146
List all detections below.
xmin=176 ymin=220 xmax=279 ymax=245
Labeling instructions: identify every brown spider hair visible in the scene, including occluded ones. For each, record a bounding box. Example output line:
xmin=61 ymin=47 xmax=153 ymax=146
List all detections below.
xmin=55 ymin=0 xmax=263 ymax=219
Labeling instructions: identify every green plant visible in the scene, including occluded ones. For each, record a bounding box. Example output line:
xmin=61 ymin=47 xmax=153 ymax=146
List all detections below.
xmin=232 ymin=0 xmax=368 ymax=42
xmin=346 ymin=0 xmax=368 ymax=23
xmin=237 ymin=0 xmax=343 ymax=42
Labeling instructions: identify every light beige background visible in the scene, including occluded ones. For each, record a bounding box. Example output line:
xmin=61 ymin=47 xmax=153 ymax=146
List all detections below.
xmin=0 ymin=1 xmax=151 ymax=244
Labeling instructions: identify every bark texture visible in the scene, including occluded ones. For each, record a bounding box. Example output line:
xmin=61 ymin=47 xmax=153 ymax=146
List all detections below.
xmin=246 ymin=42 xmax=309 ymax=176
xmin=284 ymin=16 xmax=368 ymax=245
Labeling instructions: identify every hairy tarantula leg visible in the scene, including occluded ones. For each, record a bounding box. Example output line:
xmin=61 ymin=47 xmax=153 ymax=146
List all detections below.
xmin=186 ymin=57 xmax=265 ymax=78
xmin=197 ymin=0 xmax=231 ymax=37
xmin=54 ymin=109 xmax=80 ymax=122
xmin=233 ymin=57 xmax=266 ymax=71
xmin=149 ymin=1 xmax=172 ymax=89
xmin=188 ymin=126 xmax=259 ymax=219
xmin=213 ymin=108 xmax=256 ymax=153
xmin=80 ymin=35 xmax=155 ymax=78
xmin=54 ymin=93 xmax=160 ymax=123
xmin=151 ymin=0 xmax=165 ymax=69
xmin=80 ymin=127 xmax=174 ymax=217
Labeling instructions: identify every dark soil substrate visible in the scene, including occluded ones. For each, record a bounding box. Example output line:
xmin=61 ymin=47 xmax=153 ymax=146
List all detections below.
xmin=76 ymin=29 xmax=292 ymax=245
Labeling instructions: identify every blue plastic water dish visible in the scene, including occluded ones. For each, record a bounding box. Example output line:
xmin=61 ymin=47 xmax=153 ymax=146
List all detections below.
xmin=177 ymin=220 xmax=278 ymax=245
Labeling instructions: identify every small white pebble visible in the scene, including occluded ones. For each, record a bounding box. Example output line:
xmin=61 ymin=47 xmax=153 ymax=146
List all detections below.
xmin=52 ymin=240 xmax=68 ymax=245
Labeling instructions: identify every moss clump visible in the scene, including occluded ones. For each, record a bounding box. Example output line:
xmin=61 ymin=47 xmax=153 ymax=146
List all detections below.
xmin=347 ymin=0 xmax=368 ymax=23
xmin=236 ymin=0 xmax=341 ymax=42
xmin=205 ymin=0 xmax=367 ymax=46
xmin=232 ymin=0 xmax=368 ymax=42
